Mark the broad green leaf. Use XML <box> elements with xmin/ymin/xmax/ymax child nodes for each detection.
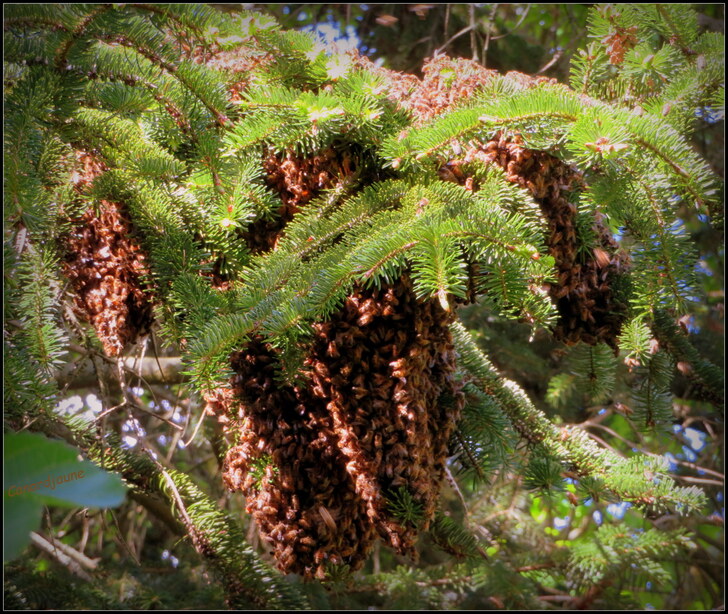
<box><xmin>3</xmin><ymin>495</ymin><xmax>43</xmax><ymax>562</ymax></box>
<box><xmin>3</xmin><ymin>432</ymin><xmax>127</xmax><ymax>561</ymax></box>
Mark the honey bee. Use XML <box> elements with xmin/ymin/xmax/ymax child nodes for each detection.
<box><xmin>318</xmin><ymin>506</ymin><xmax>337</xmax><ymax>532</ymax></box>
<box><xmin>299</xmin><ymin>535</ymin><xmax>316</xmax><ymax>548</ymax></box>
<box><xmin>313</xmin><ymin>549</ymin><xmax>329</xmax><ymax>566</ymax></box>
<box><xmin>593</xmin><ymin>247</ymin><xmax>611</xmax><ymax>268</ymax></box>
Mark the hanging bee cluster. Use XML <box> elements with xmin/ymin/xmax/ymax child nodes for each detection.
<box><xmin>358</xmin><ymin>56</ymin><xmax>630</xmax><ymax>346</ymax></box>
<box><xmin>206</xmin><ymin>277</ymin><xmax>462</xmax><ymax>578</ymax></box>
<box><xmin>205</xmin><ymin>336</ymin><xmax>377</xmax><ymax>578</ymax></box>
<box><xmin>444</xmin><ymin>133</ymin><xmax>630</xmax><ymax>347</ymax></box>
<box><xmin>202</xmin><ymin>69</ymin><xmax>462</xmax><ymax>573</ymax></box>
<box><xmin>203</xmin><ymin>53</ymin><xmax>625</xmax><ymax>576</ymax></box>
<box><xmin>241</xmin><ymin>148</ymin><xmax>352</xmax><ymax>253</ymax></box>
<box><xmin>354</xmin><ymin>53</ymin><xmax>555</xmax><ymax>124</ymax></box>
<box><xmin>63</xmin><ymin>152</ymin><xmax>154</xmax><ymax>356</ymax></box>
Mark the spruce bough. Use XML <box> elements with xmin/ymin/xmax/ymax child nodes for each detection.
<box><xmin>4</xmin><ymin>3</ymin><xmax>722</xmax><ymax>608</ymax></box>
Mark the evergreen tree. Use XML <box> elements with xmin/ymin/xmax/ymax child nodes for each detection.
<box><xmin>4</xmin><ymin>4</ymin><xmax>723</xmax><ymax>609</ymax></box>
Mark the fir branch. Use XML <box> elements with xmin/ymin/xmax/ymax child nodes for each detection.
<box><xmin>25</xmin><ymin>414</ymin><xmax>309</xmax><ymax>610</ymax></box>
<box><xmin>128</xmin><ymin>3</ymin><xmax>226</xmax><ymax>46</ymax></box>
<box><xmin>186</xmin><ymin>313</ymin><xmax>252</xmax><ymax>390</ymax></box>
<box><xmin>428</xmin><ymin>512</ymin><xmax>483</xmax><ymax>559</ymax></box>
<box><xmin>630</xmin><ymin>350</ymin><xmax>674</xmax><ymax>429</ymax></box>
<box><xmin>92</xmin><ymin>30</ymin><xmax>230</xmax><ymax>127</ymax></box>
<box><xmin>54</xmin><ymin>4</ymin><xmax>114</xmax><ymax>70</ymax></box>
<box><xmin>3</xmin><ymin>339</ymin><xmax>59</xmax><ymax>420</ymax></box>
<box><xmin>450</xmin><ymin>321</ymin><xmax>706</xmax><ymax>514</ymax></box>
<box><xmin>15</xmin><ymin>245</ymin><xmax>69</xmax><ymax>377</ymax></box>
<box><xmin>652</xmin><ymin>309</ymin><xmax>724</xmax><ymax>407</ymax></box>
<box><xmin>629</xmin><ymin>125</ymin><xmax>715</xmax><ymax>207</ymax></box>
<box><xmin>74</xmin><ymin>108</ymin><xmax>185</xmax><ymax>180</ymax></box>
<box><xmin>569</xmin><ymin>522</ymin><xmax>694</xmax><ymax>587</ymax></box>
<box><xmin>586</xmin><ymin>170</ymin><xmax>698</xmax><ymax>315</ymax></box>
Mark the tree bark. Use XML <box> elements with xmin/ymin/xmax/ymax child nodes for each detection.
<box><xmin>57</xmin><ymin>356</ymin><xmax>186</xmax><ymax>390</ymax></box>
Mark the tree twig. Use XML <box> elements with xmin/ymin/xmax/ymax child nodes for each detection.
<box><xmin>40</xmin><ymin>531</ymin><xmax>99</xmax><ymax>570</ymax></box>
<box><xmin>30</xmin><ymin>532</ymin><xmax>94</xmax><ymax>582</ymax></box>
<box><xmin>434</xmin><ymin>23</ymin><xmax>478</xmax><ymax>56</ymax></box>
<box><xmin>57</xmin><ymin>352</ymin><xmax>186</xmax><ymax>390</ymax></box>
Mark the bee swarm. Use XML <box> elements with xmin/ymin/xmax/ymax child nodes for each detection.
<box><xmin>206</xmin><ymin>277</ymin><xmax>463</xmax><ymax>579</ymax></box>
<box><xmin>63</xmin><ymin>201</ymin><xmax>154</xmax><ymax>356</ymax></box>
<box><xmin>443</xmin><ymin>133</ymin><xmax>630</xmax><ymax>347</ymax></box>
<box><xmin>241</xmin><ymin>148</ymin><xmax>350</xmax><ymax>253</ymax></box>
<box><xmin>355</xmin><ymin>56</ymin><xmax>631</xmax><ymax>346</ymax></box>
<box><xmin>202</xmin><ymin>54</ymin><xmax>630</xmax><ymax>579</ymax></box>
<box><xmin>63</xmin><ymin>152</ymin><xmax>154</xmax><ymax>356</ymax></box>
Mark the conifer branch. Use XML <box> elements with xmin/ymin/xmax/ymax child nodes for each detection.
<box><xmin>55</xmin><ymin>5</ymin><xmax>114</xmax><ymax>70</ymax></box>
<box><xmin>27</xmin><ymin>413</ymin><xmax>309</xmax><ymax>610</ymax></box>
<box><xmin>652</xmin><ymin>309</ymin><xmax>724</xmax><ymax>407</ymax></box>
<box><xmin>3</xmin><ymin>4</ymin><xmax>721</xmax><ymax>606</ymax></box>
<box><xmin>450</xmin><ymin>321</ymin><xmax>707</xmax><ymax>514</ymax></box>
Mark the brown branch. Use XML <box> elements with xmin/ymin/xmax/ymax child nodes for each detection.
<box><xmin>516</xmin><ymin>562</ymin><xmax>557</xmax><ymax>573</ymax></box>
<box><xmin>30</xmin><ymin>532</ymin><xmax>94</xmax><ymax>582</ymax></box>
<box><xmin>57</xmin><ymin>354</ymin><xmax>186</xmax><ymax>390</ymax></box>
<box><xmin>573</xmin><ymin>577</ymin><xmax>613</xmax><ymax>609</ymax></box>
<box><xmin>40</xmin><ymin>532</ymin><xmax>100</xmax><ymax>570</ymax></box>
<box><xmin>536</xmin><ymin>50</ymin><xmax>564</xmax><ymax>75</ymax></box>
<box><xmin>55</xmin><ymin>5</ymin><xmax>114</xmax><ymax>71</ymax></box>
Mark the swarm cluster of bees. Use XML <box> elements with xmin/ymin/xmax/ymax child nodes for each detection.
<box><xmin>442</xmin><ymin>133</ymin><xmax>630</xmax><ymax>347</ymax></box>
<box><xmin>204</xmin><ymin>46</ymin><xmax>630</xmax><ymax>344</ymax></box>
<box><xmin>358</xmin><ymin>54</ymin><xmax>630</xmax><ymax>347</ymax></box>
<box><xmin>242</xmin><ymin>149</ymin><xmax>347</xmax><ymax>253</ymax></box>
<box><xmin>62</xmin><ymin>53</ymin><xmax>630</xmax><ymax>576</ymax></box>
<box><xmin>209</xmin><ymin>56</ymin><xmax>628</xmax><ymax>576</ymax></box>
<box><xmin>63</xmin><ymin>152</ymin><xmax>154</xmax><ymax>357</ymax></box>
<box><xmin>206</xmin><ymin>278</ymin><xmax>463</xmax><ymax>578</ymax></box>
<box><xmin>354</xmin><ymin>52</ymin><xmax>557</xmax><ymax>123</ymax></box>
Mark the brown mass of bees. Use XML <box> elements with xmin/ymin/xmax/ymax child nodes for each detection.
<box><xmin>354</xmin><ymin>54</ymin><xmax>629</xmax><ymax>346</ymax></box>
<box><xmin>202</xmin><ymin>54</ymin><xmax>632</xmax><ymax>576</ymax></box>
<box><xmin>353</xmin><ymin>52</ymin><xmax>557</xmax><ymax>124</ymax></box>
<box><xmin>206</xmin><ymin>277</ymin><xmax>463</xmax><ymax>578</ymax></box>
<box><xmin>63</xmin><ymin>151</ymin><xmax>154</xmax><ymax>356</ymax></box>
<box><xmin>441</xmin><ymin>133</ymin><xmax>630</xmax><ymax>347</ymax></box>
<box><xmin>241</xmin><ymin>148</ymin><xmax>351</xmax><ymax>253</ymax></box>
